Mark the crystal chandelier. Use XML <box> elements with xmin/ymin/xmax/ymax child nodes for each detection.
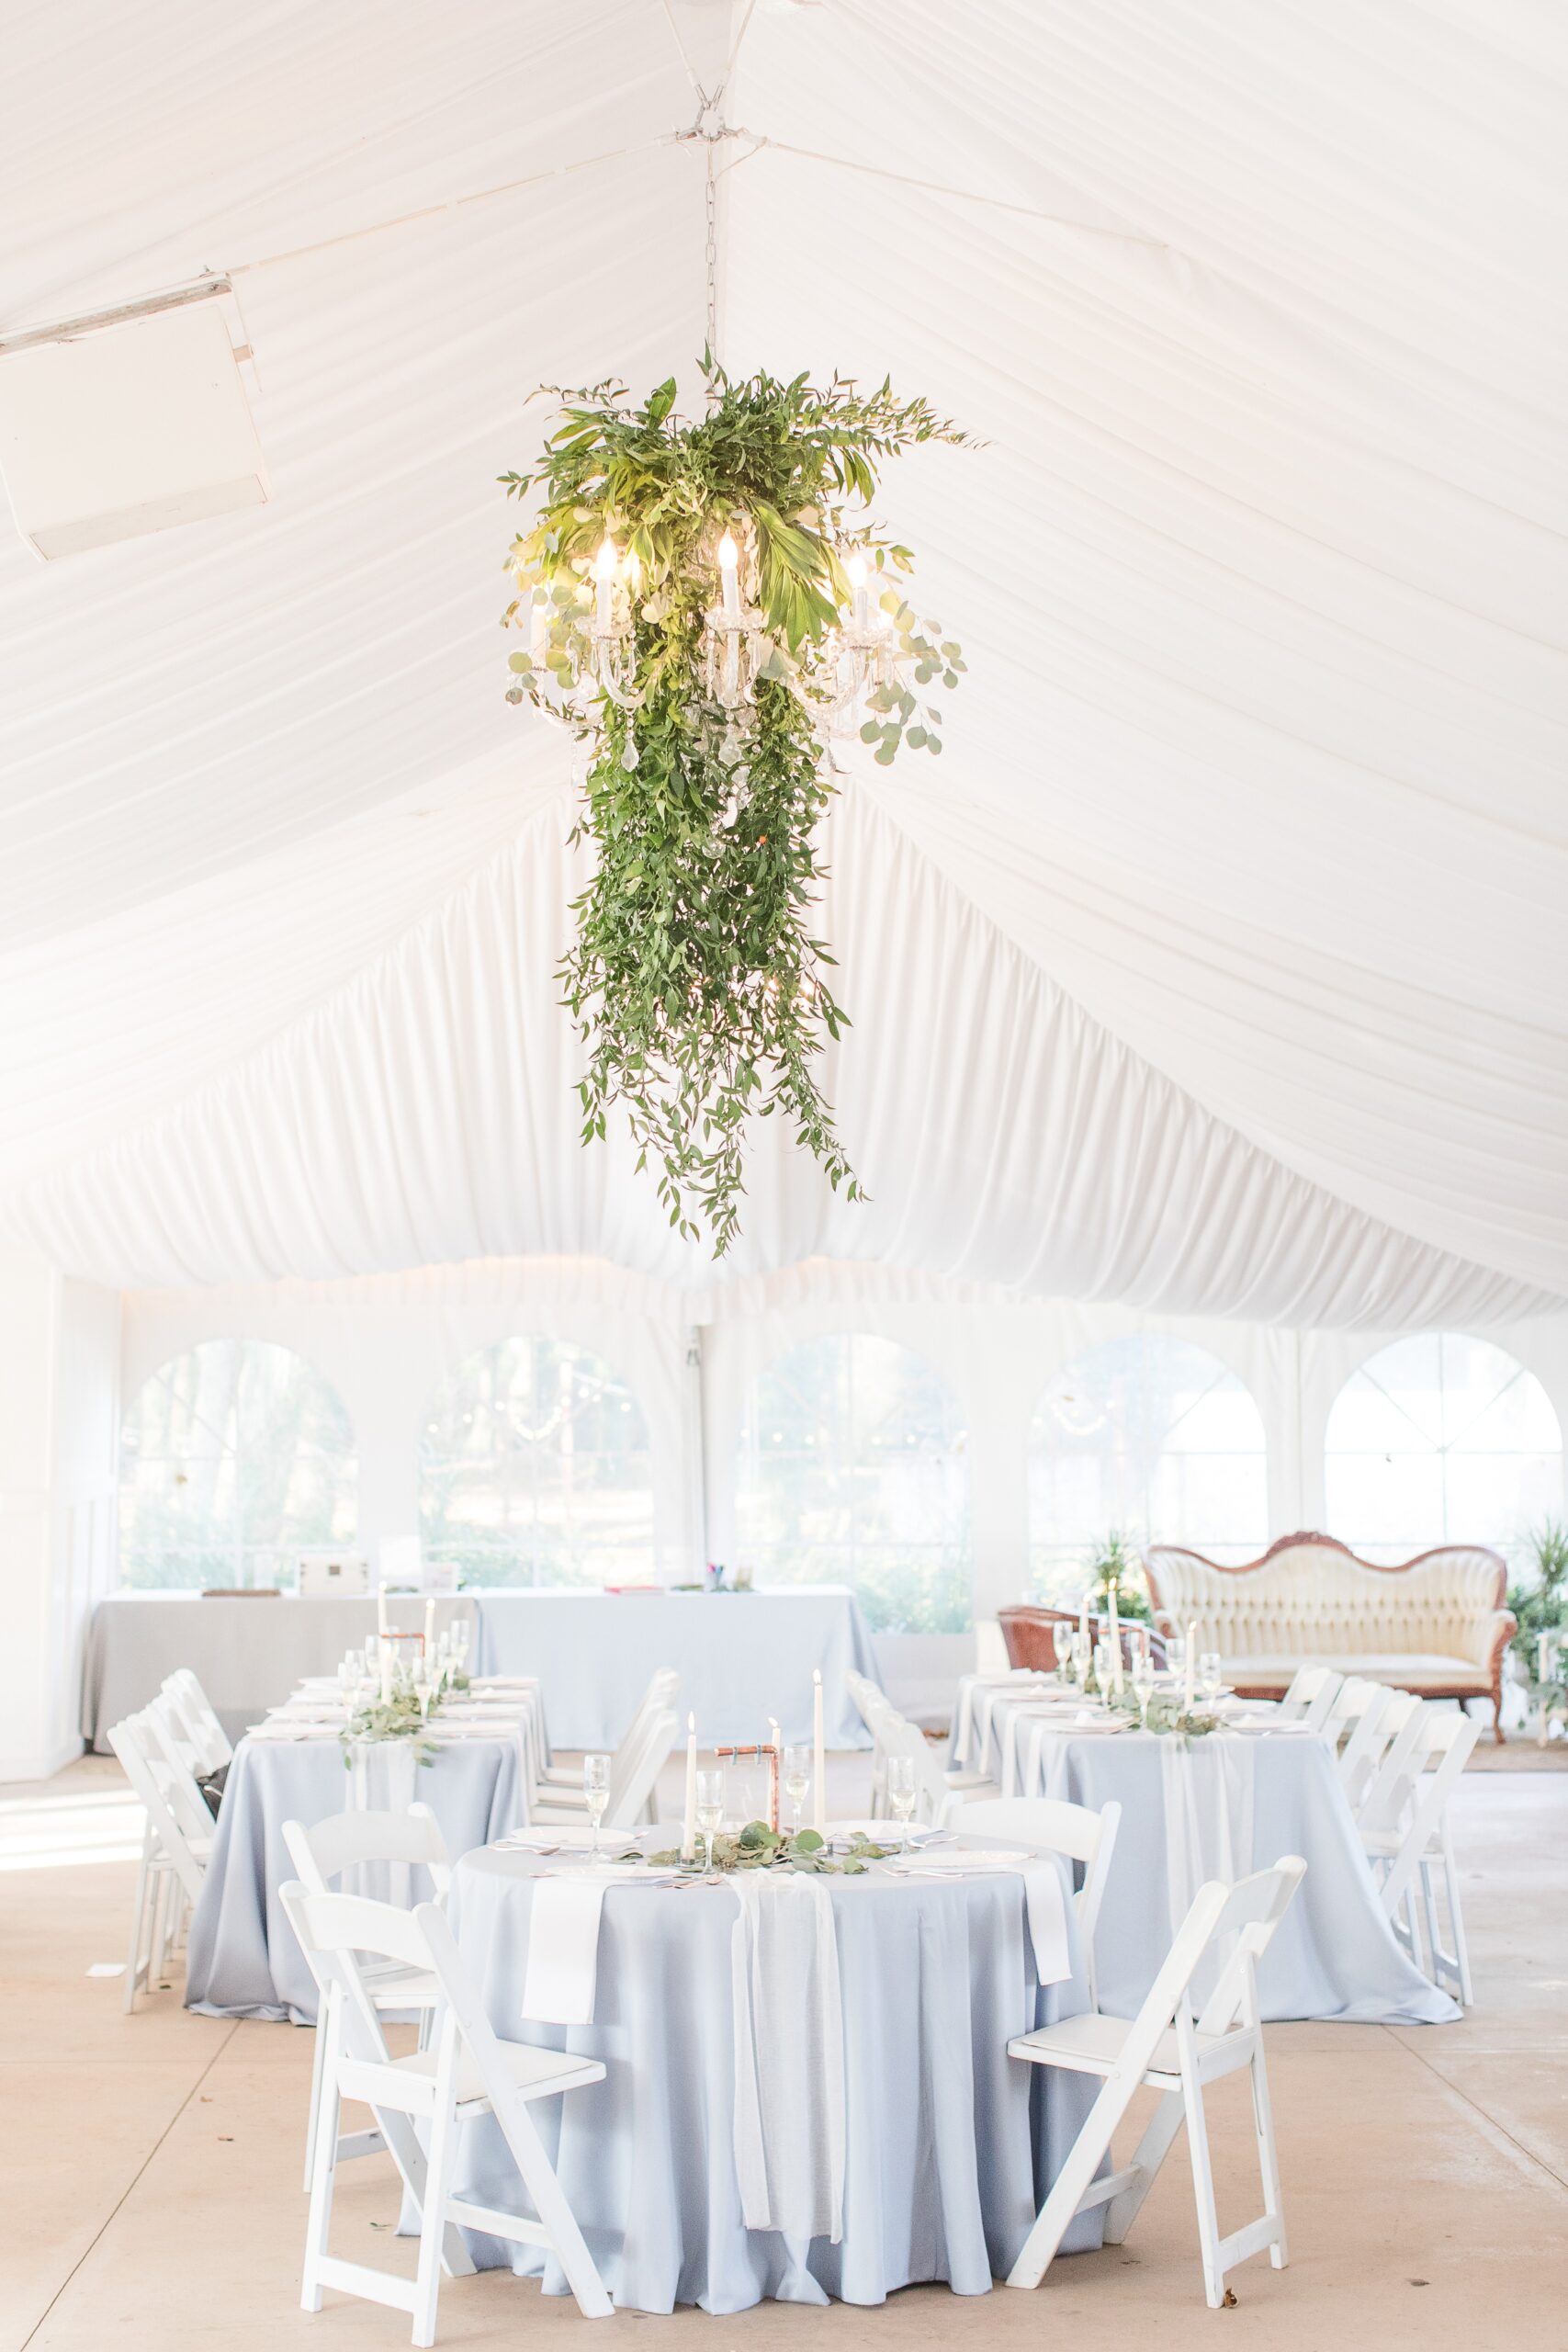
<box><xmin>511</xmin><ymin>521</ymin><xmax>916</xmax><ymax>751</ymax></box>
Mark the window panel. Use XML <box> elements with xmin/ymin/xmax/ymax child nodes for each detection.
<box><xmin>118</xmin><ymin>1339</ymin><xmax>356</xmax><ymax>1589</ymax></box>
<box><xmin>418</xmin><ymin>1337</ymin><xmax>654</xmax><ymax>1589</ymax></box>
<box><xmin>734</xmin><ymin>1334</ymin><xmax>971</xmax><ymax>1633</ymax></box>
<box><xmin>1029</xmin><ymin>1336</ymin><xmax>1268</xmax><ymax>1604</ymax></box>
<box><xmin>1325</xmin><ymin>1332</ymin><xmax>1562</xmax><ymax>1566</ymax></box>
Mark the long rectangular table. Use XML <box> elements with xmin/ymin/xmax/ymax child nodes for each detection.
<box><xmin>84</xmin><ymin>1584</ymin><xmax>878</xmax><ymax>1752</ymax></box>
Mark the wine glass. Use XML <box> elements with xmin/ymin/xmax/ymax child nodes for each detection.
<box><xmin>1200</xmin><ymin>1651</ymin><xmax>1224</xmax><ymax>1705</ymax></box>
<box><xmin>1093</xmin><ymin>1638</ymin><xmax>1117</xmax><ymax>1702</ymax></box>
<box><xmin>694</xmin><ymin>1769</ymin><xmax>724</xmax><ymax>1874</ymax></box>
<box><xmin>886</xmin><ymin>1755</ymin><xmax>919</xmax><ymax>1850</ymax></box>
<box><xmin>1131</xmin><ymin>1645</ymin><xmax>1156</xmax><ymax>1727</ymax></box>
<box><xmin>783</xmin><ymin>1746</ymin><xmax>810</xmax><ymax>1836</ymax></box>
<box><xmin>1070</xmin><ymin>1629</ymin><xmax>1091</xmax><ymax>1689</ymax></box>
<box><xmin>1164</xmin><ymin>1632</ymin><xmax>1187</xmax><ymax>1692</ymax></box>
<box><xmin>1051</xmin><ymin>1622</ymin><xmax>1074</xmax><ymax>1682</ymax></box>
<box><xmin>583</xmin><ymin>1753</ymin><xmax>612</xmax><ymax>1858</ymax></box>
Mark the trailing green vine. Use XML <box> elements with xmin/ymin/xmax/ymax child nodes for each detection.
<box><xmin>501</xmin><ymin>359</ymin><xmax>969</xmax><ymax>1252</ymax></box>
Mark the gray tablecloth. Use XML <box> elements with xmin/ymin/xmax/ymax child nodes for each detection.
<box><xmin>953</xmin><ymin>1683</ymin><xmax>1456</xmax><ymax>2025</ymax></box>
<box><xmin>439</xmin><ymin>1845</ymin><xmax>1101</xmax><ymax>2312</ymax></box>
<box><xmin>473</xmin><ymin>1587</ymin><xmax>879</xmax><ymax>1747</ymax></box>
<box><xmin>83</xmin><ymin>1592</ymin><xmax>480</xmax><ymax>1749</ymax></box>
<box><xmin>184</xmin><ymin>1731</ymin><xmax>525</xmax><ymax>2020</ymax></box>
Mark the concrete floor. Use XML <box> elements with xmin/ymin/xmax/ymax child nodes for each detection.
<box><xmin>4</xmin><ymin>1753</ymin><xmax>1567</xmax><ymax>2352</ymax></box>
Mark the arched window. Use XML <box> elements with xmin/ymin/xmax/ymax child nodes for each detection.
<box><xmin>733</xmin><ymin>1334</ymin><xmax>971</xmax><ymax>1633</ymax></box>
<box><xmin>1029</xmin><ymin>1335</ymin><xmax>1269</xmax><ymax>1601</ymax></box>
<box><xmin>1325</xmin><ymin>1332</ymin><xmax>1562</xmax><ymax>1566</ymax></box>
<box><xmin>118</xmin><ymin>1339</ymin><xmax>356</xmax><ymax>1589</ymax></box>
<box><xmin>418</xmin><ymin>1338</ymin><xmax>654</xmax><ymax>1589</ymax></box>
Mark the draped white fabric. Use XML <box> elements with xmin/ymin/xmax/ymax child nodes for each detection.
<box><xmin>0</xmin><ymin>0</ymin><xmax>1563</xmax><ymax>1319</ymax></box>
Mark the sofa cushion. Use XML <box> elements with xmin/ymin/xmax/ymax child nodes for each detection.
<box><xmin>1219</xmin><ymin>1652</ymin><xmax>1484</xmax><ymax>1690</ymax></box>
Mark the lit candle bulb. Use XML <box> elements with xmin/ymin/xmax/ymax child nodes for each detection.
<box><xmin>848</xmin><ymin>551</ymin><xmax>870</xmax><ymax>634</ymax></box>
<box><xmin>594</xmin><ymin>536</ymin><xmax>618</xmax><ymax>630</ymax></box>
<box><xmin>718</xmin><ymin>530</ymin><xmax>741</xmax><ymax>622</ymax></box>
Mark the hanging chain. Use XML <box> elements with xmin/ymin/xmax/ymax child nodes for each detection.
<box><xmin>704</xmin><ymin>141</ymin><xmax>719</xmax><ymax>361</ymax></box>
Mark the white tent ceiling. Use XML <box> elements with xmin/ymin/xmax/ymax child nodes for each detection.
<box><xmin>1</xmin><ymin>0</ymin><xmax>1563</xmax><ymax>1322</ymax></box>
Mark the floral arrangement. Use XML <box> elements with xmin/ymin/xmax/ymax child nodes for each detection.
<box><xmin>500</xmin><ymin>360</ymin><xmax>970</xmax><ymax>1252</ymax></box>
<box><xmin>1086</xmin><ymin>1529</ymin><xmax>1152</xmax><ymax>1623</ymax></box>
<box><xmin>339</xmin><ymin>1688</ymin><xmax>443</xmax><ymax>1769</ymax></box>
<box><xmin>644</xmin><ymin>1823</ymin><xmax>892</xmax><ymax>1875</ymax></box>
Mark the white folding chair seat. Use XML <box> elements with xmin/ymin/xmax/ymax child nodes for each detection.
<box><xmin>279</xmin><ymin>1883</ymin><xmax>613</xmax><ymax>2343</ymax></box>
<box><xmin>960</xmin><ymin>1796</ymin><xmax>1121</xmax><ymax>2011</ymax></box>
<box><xmin>1006</xmin><ymin>1856</ymin><xmax>1307</xmax><ymax>2310</ymax></box>
<box><xmin>1278</xmin><ymin>1665</ymin><xmax>1344</xmax><ymax>1733</ymax></box>
<box><xmin>1359</xmin><ymin>1706</ymin><xmax>1477</xmax><ymax>2003</ymax></box>
<box><xmin>283</xmin><ymin>1804</ymin><xmax>454</xmax><ymax>2189</ymax></box>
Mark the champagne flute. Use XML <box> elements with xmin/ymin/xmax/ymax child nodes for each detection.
<box><xmin>886</xmin><ymin>1755</ymin><xmax>919</xmax><ymax>1851</ymax></box>
<box><xmin>583</xmin><ymin>1753</ymin><xmax>611</xmax><ymax>1859</ymax></box>
<box><xmin>783</xmin><ymin>1746</ymin><xmax>810</xmax><ymax>1837</ymax></box>
<box><xmin>1093</xmin><ymin>1638</ymin><xmax>1116</xmax><ymax>1702</ymax></box>
<box><xmin>1070</xmin><ymin>1629</ymin><xmax>1091</xmax><ymax>1689</ymax></box>
<box><xmin>1131</xmin><ymin>1646</ymin><xmax>1156</xmax><ymax>1727</ymax></box>
<box><xmin>1164</xmin><ymin>1632</ymin><xmax>1186</xmax><ymax>1693</ymax></box>
<box><xmin>1200</xmin><ymin>1650</ymin><xmax>1224</xmax><ymax>1706</ymax></box>
<box><xmin>1052</xmin><ymin>1622</ymin><xmax>1074</xmax><ymax>1684</ymax></box>
<box><xmin>694</xmin><ymin>1769</ymin><xmax>724</xmax><ymax>1874</ymax></box>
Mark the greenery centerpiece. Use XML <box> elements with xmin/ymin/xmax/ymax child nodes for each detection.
<box><xmin>1508</xmin><ymin>1521</ymin><xmax>1568</xmax><ymax>1726</ymax></box>
<box><xmin>644</xmin><ymin>1822</ymin><xmax>892</xmax><ymax>1875</ymax></box>
<box><xmin>340</xmin><ymin>1687</ymin><xmax>443</xmax><ymax>1769</ymax></box>
<box><xmin>1086</xmin><ymin>1530</ymin><xmax>1152</xmax><ymax>1623</ymax></box>
<box><xmin>501</xmin><ymin>360</ymin><xmax>970</xmax><ymax>1251</ymax></box>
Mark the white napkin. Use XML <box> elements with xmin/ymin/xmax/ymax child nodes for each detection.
<box><xmin>523</xmin><ymin>1867</ymin><xmax>626</xmax><ymax>2024</ymax></box>
<box><xmin>730</xmin><ymin>1872</ymin><xmax>846</xmax><ymax>2245</ymax></box>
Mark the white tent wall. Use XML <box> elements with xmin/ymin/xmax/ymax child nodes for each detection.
<box><xmin>0</xmin><ymin>1246</ymin><xmax>119</xmax><ymax>1781</ymax></box>
<box><xmin>113</xmin><ymin>1258</ymin><xmax>1568</xmax><ymax>1720</ymax></box>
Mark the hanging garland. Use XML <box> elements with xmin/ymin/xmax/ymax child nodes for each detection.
<box><xmin>501</xmin><ymin>359</ymin><xmax>969</xmax><ymax>1254</ymax></box>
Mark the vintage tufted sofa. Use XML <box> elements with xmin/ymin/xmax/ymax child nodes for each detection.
<box><xmin>1144</xmin><ymin>1532</ymin><xmax>1516</xmax><ymax>1742</ymax></box>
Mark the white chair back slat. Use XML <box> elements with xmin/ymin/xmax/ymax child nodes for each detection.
<box><xmin>606</xmin><ymin>1707</ymin><xmax>680</xmax><ymax>1829</ymax></box>
<box><xmin>163</xmin><ymin>1668</ymin><xmax>231</xmax><ymax>1771</ymax></box>
<box><xmin>283</xmin><ymin>1803</ymin><xmax>453</xmax><ymax>1898</ymax></box>
<box><xmin>1278</xmin><ymin>1665</ymin><xmax>1343</xmax><ymax>1732</ymax></box>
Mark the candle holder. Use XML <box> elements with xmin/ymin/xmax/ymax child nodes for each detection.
<box><xmin>712</xmin><ymin>1740</ymin><xmax>781</xmax><ymax>1833</ymax></box>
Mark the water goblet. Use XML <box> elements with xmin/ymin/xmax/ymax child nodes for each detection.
<box><xmin>1164</xmin><ymin>1632</ymin><xmax>1187</xmax><ymax>1692</ymax></box>
<box><xmin>1200</xmin><ymin>1650</ymin><xmax>1224</xmax><ymax>1705</ymax></box>
<box><xmin>1052</xmin><ymin>1622</ymin><xmax>1074</xmax><ymax>1683</ymax></box>
<box><xmin>783</xmin><ymin>1746</ymin><xmax>810</xmax><ymax>1837</ymax></box>
<box><xmin>583</xmin><ymin>1753</ymin><xmax>612</xmax><ymax>1859</ymax></box>
<box><xmin>1070</xmin><ymin>1630</ymin><xmax>1092</xmax><ymax>1690</ymax></box>
<box><xmin>694</xmin><ymin>1769</ymin><xmax>725</xmax><ymax>1874</ymax></box>
<box><xmin>1093</xmin><ymin>1637</ymin><xmax>1118</xmax><ymax>1702</ymax></box>
<box><xmin>886</xmin><ymin>1754</ymin><xmax>919</xmax><ymax>1851</ymax></box>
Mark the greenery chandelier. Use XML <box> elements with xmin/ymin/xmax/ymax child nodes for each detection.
<box><xmin>502</xmin><ymin>359</ymin><xmax>969</xmax><ymax>1254</ymax></box>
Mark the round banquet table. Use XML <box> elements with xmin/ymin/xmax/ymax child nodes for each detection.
<box><xmin>967</xmin><ymin>1687</ymin><xmax>1457</xmax><ymax>2024</ymax></box>
<box><xmin>438</xmin><ymin>1842</ymin><xmax>1104</xmax><ymax>2313</ymax></box>
<box><xmin>184</xmin><ymin>1731</ymin><xmax>529</xmax><ymax>2021</ymax></box>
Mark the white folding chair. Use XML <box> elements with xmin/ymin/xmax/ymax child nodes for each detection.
<box><xmin>1006</xmin><ymin>1856</ymin><xmax>1307</xmax><ymax>2309</ymax></box>
<box><xmin>1322</xmin><ymin>1677</ymin><xmax>1397</xmax><ymax>1814</ymax></box>
<box><xmin>532</xmin><ymin>1668</ymin><xmax>678</xmax><ymax>1800</ymax></box>
<box><xmin>106</xmin><ymin>1709</ymin><xmax>212</xmax><ymax>2011</ymax></box>
<box><xmin>1350</xmin><ymin>1687</ymin><xmax>1425</xmax><ymax>1826</ymax></box>
<box><xmin>283</xmin><ymin>1804</ymin><xmax>454</xmax><ymax>2190</ymax></box>
<box><xmin>530</xmin><ymin>1705</ymin><xmax>681</xmax><ymax>1833</ymax></box>
<box><xmin>161</xmin><ymin>1668</ymin><xmax>232</xmax><ymax>1774</ymax></box>
<box><xmin>1277</xmin><ymin>1665</ymin><xmax>1344</xmax><ymax>1733</ymax></box>
<box><xmin>1360</xmin><ymin>1707</ymin><xmax>1478</xmax><ymax>2003</ymax></box>
<box><xmin>850</xmin><ymin>1674</ymin><xmax>992</xmax><ymax>1822</ymax></box>
<box><xmin>279</xmin><ymin>1883</ymin><xmax>613</xmax><ymax>2344</ymax></box>
<box><xmin>960</xmin><ymin>1796</ymin><xmax>1122</xmax><ymax>2012</ymax></box>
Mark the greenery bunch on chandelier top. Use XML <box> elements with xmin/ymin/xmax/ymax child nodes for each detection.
<box><xmin>501</xmin><ymin>358</ymin><xmax>970</xmax><ymax>1253</ymax></box>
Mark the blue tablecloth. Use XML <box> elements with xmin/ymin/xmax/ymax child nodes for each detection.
<box><xmin>439</xmin><ymin>1845</ymin><xmax>1101</xmax><ymax>2312</ymax></box>
<box><xmin>953</xmin><ymin>1682</ymin><xmax>1456</xmax><ymax>2025</ymax></box>
<box><xmin>184</xmin><ymin>1732</ymin><xmax>527</xmax><ymax>2020</ymax></box>
<box><xmin>473</xmin><ymin>1586</ymin><xmax>879</xmax><ymax>1747</ymax></box>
